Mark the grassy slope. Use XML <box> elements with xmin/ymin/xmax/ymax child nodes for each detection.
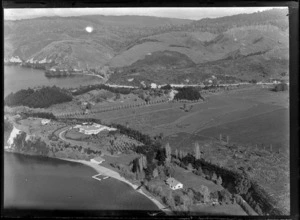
<box><xmin>107</xmin><ymin>24</ymin><xmax>288</xmax><ymax>85</ymax></box>
<box><xmin>5</xmin><ymin>10</ymin><xmax>289</xmax><ymax>84</ymax></box>
<box><xmin>4</xmin><ymin>15</ymin><xmax>191</xmax><ymax>65</ymax></box>
<box><xmin>109</xmin><ymin>23</ymin><xmax>288</xmax><ymax>67</ymax></box>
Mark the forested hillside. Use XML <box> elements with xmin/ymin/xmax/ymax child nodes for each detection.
<box><xmin>4</xmin><ymin>8</ymin><xmax>289</xmax><ymax>84</ymax></box>
<box><xmin>4</xmin><ymin>86</ymin><xmax>72</xmax><ymax>108</ymax></box>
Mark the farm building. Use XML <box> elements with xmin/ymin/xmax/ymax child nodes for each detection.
<box><xmin>81</xmin><ymin>101</ymin><xmax>92</xmax><ymax>110</ymax></box>
<box><xmin>73</xmin><ymin>123</ymin><xmax>117</xmax><ymax>135</ymax></box>
<box><xmin>150</xmin><ymin>83</ymin><xmax>158</xmax><ymax>89</ymax></box>
<box><xmin>272</xmin><ymin>80</ymin><xmax>280</xmax><ymax>84</ymax></box>
<box><xmin>166</xmin><ymin>177</ymin><xmax>183</xmax><ymax>190</ymax></box>
<box><xmin>41</xmin><ymin>119</ymin><xmax>51</xmax><ymax>125</ymax></box>
<box><xmin>90</xmin><ymin>156</ymin><xmax>105</xmax><ymax>164</ymax></box>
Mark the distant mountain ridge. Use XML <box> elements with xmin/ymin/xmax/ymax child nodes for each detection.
<box><xmin>4</xmin><ymin>8</ymin><xmax>289</xmax><ymax>84</ymax></box>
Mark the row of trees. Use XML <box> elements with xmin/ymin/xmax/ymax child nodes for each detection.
<box><xmin>5</xmin><ymin>86</ymin><xmax>72</xmax><ymax>108</ymax></box>
<box><xmin>71</xmin><ymin>84</ymin><xmax>133</xmax><ymax>96</ymax></box>
<box><xmin>58</xmin><ymin>97</ymin><xmax>170</xmax><ymax>118</ymax></box>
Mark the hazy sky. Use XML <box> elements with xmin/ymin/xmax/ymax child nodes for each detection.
<box><xmin>4</xmin><ymin>7</ymin><xmax>286</xmax><ymax>21</ymax></box>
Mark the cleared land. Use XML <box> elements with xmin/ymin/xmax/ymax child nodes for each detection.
<box><xmin>173</xmin><ymin>166</ymin><xmax>223</xmax><ymax>193</ymax></box>
<box><xmin>76</xmin><ymin>86</ymin><xmax>288</xmax><ymax>152</ymax></box>
<box><xmin>72</xmin><ymin>85</ymin><xmax>289</xmax><ymax>212</ymax></box>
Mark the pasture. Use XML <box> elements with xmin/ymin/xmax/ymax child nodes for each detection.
<box><xmin>75</xmin><ymin>85</ymin><xmax>290</xmax><ymax>212</ymax></box>
<box><xmin>79</xmin><ymin>86</ymin><xmax>289</xmax><ymax>154</ymax></box>
<box><xmin>173</xmin><ymin>166</ymin><xmax>223</xmax><ymax>193</ymax></box>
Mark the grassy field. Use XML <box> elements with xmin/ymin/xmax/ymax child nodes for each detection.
<box><xmin>198</xmin><ymin>108</ymin><xmax>289</xmax><ymax>151</ymax></box>
<box><xmin>49</xmin><ymin>85</ymin><xmax>289</xmax><ymax>213</ymax></box>
<box><xmin>65</xmin><ymin>129</ymin><xmax>89</xmax><ymax>140</ymax></box>
<box><xmin>173</xmin><ymin>166</ymin><xmax>222</xmax><ymax>193</ymax></box>
<box><xmin>75</xmin><ymin>86</ymin><xmax>289</xmax><ymax>153</ymax></box>
<box><xmin>76</xmin><ymin>86</ymin><xmax>289</xmax><ymax>212</ymax></box>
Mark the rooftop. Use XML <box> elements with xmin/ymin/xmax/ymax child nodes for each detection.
<box><xmin>93</xmin><ymin>157</ymin><xmax>105</xmax><ymax>162</ymax></box>
<box><xmin>166</xmin><ymin>177</ymin><xmax>182</xmax><ymax>187</ymax></box>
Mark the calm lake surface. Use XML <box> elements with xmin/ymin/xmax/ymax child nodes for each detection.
<box><xmin>4</xmin><ymin>66</ymin><xmax>103</xmax><ymax>96</ymax></box>
<box><xmin>4</xmin><ymin>152</ymin><xmax>158</xmax><ymax>211</ymax></box>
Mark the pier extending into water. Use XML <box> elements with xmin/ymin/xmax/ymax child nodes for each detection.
<box><xmin>92</xmin><ymin>173</ymin><xmax>109</xmax><ymax>181</ymax></box>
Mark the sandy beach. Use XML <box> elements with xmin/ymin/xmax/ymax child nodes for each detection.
<box><xmin>61</xmin><ymin>158</ymin><xmax>172</xmax><ymax>215</ymax></box>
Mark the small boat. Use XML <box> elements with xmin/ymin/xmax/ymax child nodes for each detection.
<box><xmin>103</xmin><ymin>176</ymin><xmax>109</xmax><ymax>179</ymax></box>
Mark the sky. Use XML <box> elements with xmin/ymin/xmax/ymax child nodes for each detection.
<box><xmin>4</xmin><ymin>7</ymin><xmax>286</xmax><ymax>21</ymax></box>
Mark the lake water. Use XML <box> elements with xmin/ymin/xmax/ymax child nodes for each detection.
<box><xmin>4</xmin><ymin>66</ymin><xmax>103</xmax><ymax>96</ymax></box>
<box><xmin>4</xmin><ymin>152</ymin><xmax>158</xmax><ymax>212</ymax></box>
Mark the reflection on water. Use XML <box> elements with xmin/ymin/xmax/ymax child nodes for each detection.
<box><xmin>4</xmin><ymin>152</ymin><xmax>158</xmax><ymax>211</ymax></box>
<box><xmin>4</xmin><ymin>66</ymin><xmax>102</xmax><ymax>96</ymax></box>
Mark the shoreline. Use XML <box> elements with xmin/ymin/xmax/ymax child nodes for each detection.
<box><xmin>60</xmin><ymin>157</ymin><xmax>171</xmax><ymax>215</ymax></box>
<box><xmin>85</xmin><ymin>73</ymin><xmax>105</xmax><ymax>79</ymax></box>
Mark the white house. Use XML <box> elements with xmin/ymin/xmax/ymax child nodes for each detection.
<box><xmin>90</xmin><ymin>156</ymin><xmax>105</xmax><ymax>164</ymax></box>
<box><xmin>166</xmin><ymin>177</ymin><xmax>183</xmax><ymax>190</ymax></box>
<box><xmin>150</xmin><ymin>83</ymin><xmax>157</xmax><ymax>89</ymax></box>
<box><xmin>41</xmin><ymin>119</ymin><xmax>51</xmax><ymax>125</ymax></box>
<box><xmin>73</xmin><ymin>123</ymin><xmax>117</xmax><ymax>135</ymax></box>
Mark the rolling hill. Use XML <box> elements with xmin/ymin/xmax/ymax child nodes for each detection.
<box><xmin>4</xmin><ymin>15</ymin><xmax>191</xmax><ymax>68</ymax></box>
<box><xmin>4</xmin><ymin>8</ymin><xmax>289</xmax><ymax>84</ymax></box>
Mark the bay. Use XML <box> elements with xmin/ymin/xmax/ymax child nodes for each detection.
<box><xmin>4</xmin><ymin>152</ymin><xmax>158</xmax><ymax>211</ymax></box>
<box><xmin>4</xmin><ymin>66</ymin><xmax>103</xmax><ymax>96</ymax></box>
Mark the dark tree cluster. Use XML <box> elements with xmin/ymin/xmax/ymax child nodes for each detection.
<box><xmin>111</xmin><ymin>123</ymin><xmax>153</xmax><ymax>146</ymax></box>
<box><xmin>12</xmin><ymin>130</ymin><xmax>102</xmax><ymax>160</ymax></box>
<box><xmin>273</xmin><ymin>83</ymin><xmax>288</xmax><ymax>92</ymax></box>
<box><xmin>22</xmin><ymin>112</ymin><xmax>56</xmax><ymax>120</ymax></box>
<box><xmin>4</xmin><ymin>119</ymin><xmax>13</xmax><ymax>133</ymax></box>
<box><xmin>174</xmin><ymin>87</ymin><xmax>203</xmax><ymax>101</ymax></box>
<box><xmin>5</xmin><ymin>86</ymin><xmax>72</xmax><ymax>108</ymax></box>
<box><xmin>160</xmin><ymin>84</ymin><xmax>172</xmax><ymax>90</ymax></box>
<box><xmin>13</xmin><ymin>132</ymin><xmax>49</xmax><ymax>156</ymax></box>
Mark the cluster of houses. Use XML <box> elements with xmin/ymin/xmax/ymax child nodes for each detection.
<box><xmin>4</xmin><ymin>56</ymin><xmax>22</xmax><ymax>64</ymax></box>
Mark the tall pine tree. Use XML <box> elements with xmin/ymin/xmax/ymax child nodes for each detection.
<box><xmin>165</xmin><ymin>143</ymin><xmax>171</xmax><ymax>163</ymax></box>
<box><xmin>194</xmin><ymin>142</ymin><xmax>201</xmax><ymax>160</ymax></box>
